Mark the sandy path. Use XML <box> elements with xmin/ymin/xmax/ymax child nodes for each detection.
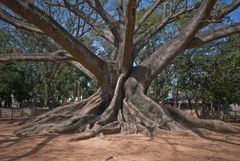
<box><xmin>0</xmin><ymin>120</ymin><xmax>240</xmax><ymax>161</ymax></box>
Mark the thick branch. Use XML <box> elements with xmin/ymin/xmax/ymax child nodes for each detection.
<box><xmin>0</xmin><ymin>50</ymin><xmax>96</xmax><ymax>80</ymax></box>
<box><xmin>0</xmin><ymin>8</ymin><xmax>43</xmax><ymax>34</ymax></box>
<box><xmin>119</xmin><ymin>0</ymin><xmax>137</xmax><ymax>75</ymax></box>
<box><xmin>135</xmin><ymin>0</ymin><xmax>166</xmax><ymax>32</ymax></box>
<box><xmin>0</xmin><ymin>0</ymin><xmax>108</xmax><ymax>86</ymax></box>
<box><xmin>0</xmin><ymin>50</ymin><xmax>73</xmax><ymax>62</ymax></box>
<box><xmin>188</xmin><ymin>23</ymin><xmax>240</xmax><ymax>48</ymax></box>
<box><xmin>184</xmin><ymin>0</ymin><xmax>240</xmax><ymax>49</ymax></box>
<box><xmin>0</xmin><ymin>51</ymin><xmax>73</xmax><ymax>70</ymax></box>
<box><xmin>136</xmin><ymin>0</ymin><xmax>217</xmax><ymax>88</ymax></box>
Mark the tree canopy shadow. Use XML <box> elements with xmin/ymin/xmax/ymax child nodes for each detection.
<box><xmin>0</xmin><ymin>135</ymin><xmax>57</xmax><ymax>161</ymax></box>
<box><xmin>191</xmin><ymin>128</ymin><xmax>240</xmax><ymax>146</ymax></box>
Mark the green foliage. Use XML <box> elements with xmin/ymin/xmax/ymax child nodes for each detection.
<box><xmin>0</xmin><ymin>29</ymin><xmax>95</xmax><ymax>108</ymax></box>
<box><xmin>149</xmin><ymin>35</ymin><xmax>240</xmax><ymax>106</ymax></box>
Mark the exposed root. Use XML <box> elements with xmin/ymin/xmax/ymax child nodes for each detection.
<box><xmin>70</xmin><ymin>76</ymin><xmax>125</xmax><ymax>141</ymax></box>
<box><xmin>69</xmin><ymin>121</ymin><xmax>121</xmax><ymax>141</ymax></box>
<box><xmin>123</xmin><ymin>78</ymin><xmax>189</xmax><ymax>134</ymax></box>
<box><xmin>166</xmin><ymin>106</ymin><xmax>240</xmax><ymax>134</ymax></box>
<box><xmin>15</xmin><ymin>77</ymin><xmax>240</xmax><ymax>138</ymax></box>
<box><xmin>69</xmin><ymin>131</ymin><xmax>96</xmax><ymax>141</ymax></box>
<box><xmin>123</xmin><ymin>77</ymin><xmax>240</xmax><ymax>135</ymax></box>
<box><xmin>95</xmin><ymin>75</ymin><xmax>124</xmax><ymax>126</ymax></box>
<box><xmin>126</xmin><ymin>91</ymin><xmax>240</xmax><ymax>135</ymax></box>
<box><xmin>15</xmin><ymin>90</ymin><xmax>108</xmax><ymax>136</ymax></box>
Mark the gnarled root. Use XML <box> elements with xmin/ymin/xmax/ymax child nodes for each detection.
<box><xmin>15</xmin><ymin>77</ymin><xmax>240</xmax><ymax>138</ymax></box>
<box><xmin>15</xmin><ymin>89</ymin><xmax>109</xmax><ymax>136</ymax></box>
<box><xmin>69</xmin><ymin>76</ymin><xmax>125</xmax><ymax>141</ymax></box>
<box><xmin>15</xmin><ymin>77</ymin><xmax>125</xmax><ymax>138</ymax></box>
<box><xmin>122</xmin><ymin>77</ymin><xmax>240</xmax><ymax>135</ymax></box>
<box><xmin>124</xmin><ymin>93</ymin><xmax>240</xmax><ymax>135</ymax></box>
<box><xmin>166</xmin><ymin>106</ymin><xmax>240</xmax><ymax>134</ymax></box>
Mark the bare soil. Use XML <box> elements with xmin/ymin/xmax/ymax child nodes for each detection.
<box><xmin>0</xmin><ymin>120</ymin><xmax>240</xmax><ymax>161</ymax></box>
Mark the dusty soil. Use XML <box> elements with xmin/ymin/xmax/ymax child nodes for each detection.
<box><xmin>0</xmin><ymin>120</ymin><xmax>240</xmax><ymax>161</ymax></box>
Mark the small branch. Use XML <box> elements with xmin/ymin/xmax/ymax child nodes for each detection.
<box><xmin>134</xmin><ymin>5</ymin><xmax>197</xmax><ymax>53</ymax></box>
<box><xmin>135</xmin><ymin>0</ymin><xmax>167</xmax><ymax>33</ymax></box>
<box><xmin>86</xmin><ymin>0</ymin><xmax>121</xmax><ymax>43</ymax></box>
<box><xmin>63</xmin><ymin>1</ymin><xmax>114</xmax><ymax>43</ymax></box>
<box><xmin>43</xmin><ymin>0</ymin><xmax>66</xmax><ymax>7</ymax></box>
<box><xmin>117</xmin><ymin>0</ymin><xmax>125</xmax><ymax>24</ymax></box>
<box><xmin>0</xmin><ymin>8</ymin><xmax>43</xmax><ymax>34</ymax></box>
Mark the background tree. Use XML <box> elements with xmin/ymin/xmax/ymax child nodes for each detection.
<box><xmin>0</xmin><ymin>29</ymin><xmax>94</xmax><ymax>108</ymax></box>
<box><xmin>165</xmin><ymin>35</ymin><xmax>240</xmax><ymax>116</ymax></box>
<box><xmin>0</xmin><ymin>0</ymin><xmax>240</xmax><ymax>138</ymax></box>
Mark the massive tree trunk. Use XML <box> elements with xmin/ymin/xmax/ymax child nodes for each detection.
<box><xmin>1</xmin><ymin>0</ymin><xmax>240</xmax><ymax>138</ymax></box>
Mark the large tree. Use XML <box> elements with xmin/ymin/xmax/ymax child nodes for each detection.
<box><xmin>0</xmin><ymin>0</ymin><xmax>240</xmax><ymax>138</ymax></box>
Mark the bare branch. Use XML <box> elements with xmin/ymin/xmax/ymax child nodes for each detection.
<box><xmin>85</xmin><ymin>0</ymin><xmax>121</xmax><ymax>43</ymax></box>
<box><xmin>134</xmin><ymin>5</ymin><xmax>197</xmax><ymax>53</ymax></box>
<box><xmin>0</xmin><ymin>8</ymin><xmax>43</xmax><ymax>34</ymax></box>
<box><xmin>188</xmin><ymin>22</ymin><xmax>240</xmax><ymax>48</ymax></box>
<box><xmin>63</xmin><ymin>1</ymin><xmax>114</xmax><ymax>43</ymax></box>
<box><xmin>0</xmin><ymin>0</ymin><xmax>109</xmax><ymax>86</ymax></box>
<box><xmin>135</xmin><ymin>0</ymin><xmax>167</xmax><ymax>33</ymax></box>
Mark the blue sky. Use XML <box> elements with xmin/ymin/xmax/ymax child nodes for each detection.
<box><xmin>222</xmin><ymin>0</ymin><xmax>240</xmax><ymax>21</ymax></box>
<box><xmin>229</xmin><ymin>10</ymin><xmax>240</xmax><ymax>21</ymax></box>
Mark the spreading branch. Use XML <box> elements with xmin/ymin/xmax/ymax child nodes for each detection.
<box><xmin>188</xmin><ymin>23</ymin><xmax>240</xmax><ymax>48</ymax></box>
<box><xmin>0</xmin><ymin>50</ymin><xmax>96</xmax><ymax>80</ymax></box>
<box><xmin>0</xmin><ymin>0</ymin><xmax>108</xmax><ymax>86</ymax></box>
<box><xmin>0</xmin><ymin>50</ymin><xmax>73</xmax><ymax>62</ymax></box>
<box><xmin>0</xmin><ymin>8</ymin><xmax>43</xmax><ymax>34</ymax></box>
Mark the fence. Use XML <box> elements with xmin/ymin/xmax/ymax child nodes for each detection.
<box><xmin>223</xmin><ymin>111</ymin><xmax>240</xmax><ymax>122</ymax></box>
<box><xmin>0</xmin><ymin>108</ymin><xmax>49</xmax><ymax>120</ymax></box>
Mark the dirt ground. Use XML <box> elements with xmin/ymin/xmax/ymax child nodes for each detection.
<box><xmin>0</xmin><ymin>120</ymin><xmax>240</xmax><ymax>161</ymax></box>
